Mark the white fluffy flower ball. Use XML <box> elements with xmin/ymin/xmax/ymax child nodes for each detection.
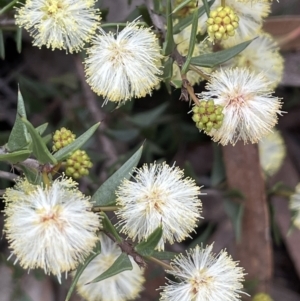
<box><xmin>15</xmin><ymin>0</ymin><xmax>101</xmax><ymax>53</ymax></box>
<box><xmin>76</xmin><ymin>232</ymin><xmax>145</xmax><ymax>301</ymax></box>
<box><xmin>223</xmin><ymin>33</ymin><xmax>284</xmax><ymax>89</ymax></box>
<box><xmin>3</xmin><ymin>177</ymin><xmax>100</xmax><ymax>283</ymax></box>
<box><xmin>198</xmin><ymin>68</ymin><xmax>283</xmax><ymax>145</ymax></box>
<box><xmin>160</xmin><ymin>244</ymin><xmax>247</xmax><ymax>301</ymax></box>
<box><xmin>116</xmin><ymin>163</ymin><xmax>203</xmax><ymax>251</ymax></box>
<box><xmin>85</xmin><ymin>20</ymin><xmax>163</xmax><ymax>103</ymax></box>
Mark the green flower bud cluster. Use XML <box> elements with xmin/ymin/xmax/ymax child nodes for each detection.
<box><xmin>65</xmin><ymin>150</ymin><xmax>93</xmax><ymax>179</ymax></box>
<box><xmin>207</xmin><ymin>6</ymin><xmax>239</xmax><ymax>41</ymax></box>
<box><xmin>52</xmin><ymin>127</ymin><xmax>76</xmax><ymax>152</ymax></box>
<box><xmin>252</xmin><ymin>293</ymin><xmax>274</xmax><ymax>301</ymax></box>
<box><xmin>192</xmin><ymin>100</ymin><xmax>224</xmax><ymax>132</ymax></box>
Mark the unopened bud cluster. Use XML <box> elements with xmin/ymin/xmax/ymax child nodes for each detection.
<box><xmin>207</xmin><ymin>6</ymin><xmax>239</xmax><ymax>41</ymax></box>
<box><xmin>52</xmin><ymin>127</ymin><xmax>76</xmax><ymax>152</ymax></box>
<box><xmin>66</xmin><ymin>150</ymin><xmax>93</xmax><ymax>179</ymax></box>
<box><xmin>192</xmin><ymin>100</ymin><xmax>224</xmax><ymax>132</ymax></box>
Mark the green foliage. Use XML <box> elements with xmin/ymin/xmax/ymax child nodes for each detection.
<box><xmin>101</xmin><ymin>213</ymin><xmax>122</xmax><ymax>243</ymax></box>
<box><xmin>65</xmin><ymin>242</ymin><xmax>101</xmax><ymax>301</ymax></box>
<box><xmin>21</xmin><ymin>117</ymin><xmax>57</xmax><ymax>164</ymax></box>
<box><xmin>135</xmin><ymin>226</ymin><xmax>163</xmax><ymax>257</ymax></box>
<box><xmin>88</xmin><ymin>253</ymin><xmax>133</xmax><ymax>284</ymax></box>
<box><xmin>190</xmin><ymin>39</ymin><xmax>253</xmax><ymax>67</ymax></box>
<box><xmin>0</xmin><ymin>29</ymin><xmax>4</xmax><ymax>59</ymax></box>
<box><xmin>151</xmin><ymin>250</ymin><xmax>176</xmax><ymax>260</ymax></box>
<box><xmin>0</xmin><ymin>149</ymin><xmax>31</xmax><ymax>164</ymax></box>
<box><xmin>201</xmin><ymin>0</ymin><xmax>211</xmax><ymax>17</ymax></box>
<box><xmin>15</xmin><ymin>27</ymin><xmax>22</xmax><ymax>53</ymax></box>
<box><xmin>163</xmin><ymin>0</ymin><xmax>175</xmax><ymax>55</ymax></box>
<box><xmin>223</xmin><ymin>197</ymin><xmax>244</xmax><ymax>242</ymax></box>
<box><xmin>53</xmin><ymin>122</ymin><xmax>100</xmax><ymax>162</ymax></box>
<box><xmin>173</xmin><ymin>1</ymin><xmax>214</xmax><ymax>34</ymax></box>
<box><xmin>181</xmin><ymin>10</ymin><xmax>199</xmax><ymax>74</ymax></box>
<box><xmin>92</xmin><ymin>145</ymin><xmax>143</xmax><ymax>206</ymax></box>
<box><xmin>7</xmin><ymin>90</ymin><xmax>30</xmax><ymax>152</ymax></box>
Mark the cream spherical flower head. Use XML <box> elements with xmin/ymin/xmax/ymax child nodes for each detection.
<box><xmin>197</xmin><ymin>68</ymin><xmax>283</xmax><ymax>146</ymax></box>
<box><xmin>223</xmin><ymin>33</ymin><xmax>284</xmax><ymax>89</ymax></box>
<box><xmin>198</xmin><ymin>0</ymin><xmax>270</xmax><ymax>45</ymax></box>
<box><xmin>15</xmin><ymin>0</ymin><xmax>101</xmax><ymax>53</ymax></box>
<box><xmin>116</xmin><ymin>163</ymin><xmax>203</xmax><ymax>251</ymax></box>
<box><xmin>85</xmin><ymin>21</ymin><xmax>163</xmax><ymax>103</ymax></box>
<box><xmin>259</xmin><ymin>130</ymin><xmax>286</xmax><ymax>177</ymax></box>
<box><xmin>289</xmin><ymin>184</ymin><xmax>300</xmax><ymax>230</ymax></box>
<box><xmin>76</xmin><ymin>232</ymin><xmax>145</xmax><ymax>301</ymax></box>
<box><xmin>160</xmin><ymin>244</ymin><xmax>247</xmax><ymax>301</ymax></box>
<box><xmin>3</xmin><ymin>176</ymin><xmax>100</xmax><ymax>283</ymax></box>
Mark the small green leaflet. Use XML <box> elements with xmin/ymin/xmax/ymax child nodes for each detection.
<box><xmin>53</xmin><ymin>122</ymin><xmax>100</xmax><ymax>162</ymax></box>
<box><xmin>92</xmin><ymin>145</ymin><xmax>143</xmax><ymax>206</ymax></box>
<box><xmin>135</xmin><ymin>226</ymin><xmax>163</xmax><ymax>257</ymax></box>
<box><xmin>88</xmin><ymin>253</ymin><xmax>133</xmax><ymax>284</ymax></box>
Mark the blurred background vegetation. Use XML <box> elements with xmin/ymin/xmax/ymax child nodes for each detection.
<box><xmin>1</xmin><ymin>0</ymin><xmax>300</xmax><ymax>300</ymax></box>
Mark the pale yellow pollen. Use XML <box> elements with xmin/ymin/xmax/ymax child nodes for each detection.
<box><xmin>36</xmin><ymin>206</ymin><xmax>65</xmax><ymax>230</ymax></box>
<box><xmin>190</xmin><ymin>268</ymin><xmax>213</xmax><ymax>295</ymax></box>
<box><xmin>145</xmin><ymin>188</ymin><xmax>166</xmax><ymax>214</ymax></box>
<box><xmin>45</xmin><ymin>0</ymin><xmax>63</xmax><ymax>14</ymax></box>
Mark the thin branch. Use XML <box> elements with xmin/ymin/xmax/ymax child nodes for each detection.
<box><xmin>189</xmin><ymin>65</ymin><xmax>211</xmax><ymax>81</ymax></box>
<box><xmin>277</xmin><ymin>26</ymin><xmax>300</xmax><ymax>48</ymax></box>
<box><xmin>148</xmin><ymin>255</ymin><xmax>172</xmax><ymax>270</ymax></box>
<box><xmin>92</xmin><ymin>206</ymin><xmax>119</xmax><ymax>212</ymax></box>
<box><xmin>0</xmin><ymin>170</ymin><xmax>17</xmax><ymax>181</ymax></box>
<box><xmin>104</xmin><ymin>231</ymin><xmax>147</xmax><ymax>268</ymax></box>
<box><xmin>0</xmin><ymin>19</ymin><xmax>16</xmax><ymax>27</ymax></box>
<box><xmin>145</xmin><ymin>0</ymin><xmax>166</xmax><ymax>36</ymax></box>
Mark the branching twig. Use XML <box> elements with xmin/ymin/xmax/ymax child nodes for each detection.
<box><xmin>145</xmin><ymin>0</ymin><xmax>205</xmax><ymax>106</ymax></box>
<box><xmin>0</xmin><ymin>170</ymin><xmax>17</xmax><ymax>181</ymax></box>
<box><xmin>104</xmin><ymin>231</ymin><xmax>147</xmax><ymax>268</ymax></box>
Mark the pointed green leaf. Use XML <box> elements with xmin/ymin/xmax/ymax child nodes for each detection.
<box><xmin>15</xmin><ymin>27</ymin><xmax>22</xmax><ymax>53</ymax></box>
<box><xmin>163</xmin><ymin>57</ymin><xmax>173</xmax><ymax>80</ymax></box>
<box><xmin>0</xmin><ymin>149</ymin><xmax>31</xmax><ymax>164</ymax></box>
<box><xmin>0</xmin><ymin>29</ymin><xmax>4</xmax><ymax>60</ymax></box>
<box><xmin>151</xmin><ymin>250</ymin><xmax>176</xmax><ymax>260</ymax></box>
<box><xmin>127</xmin><ymin>102</ymin><xmax>169</xmax><ymax>128</ymax></box>
<box><xmin>172</xmin><ymin>0</ymin><xmax>194</xmax><ymax>15</ymax></box>
<box><xmin>88</xmin><ymin>253</ymin><xmax>132</xmax><ymax>284</ymax></box>
<box><xmin>42</xmin><ymin>133</ymin><xmax>52</xmax><ymax>145</ymax></box>
<box><xmin>190</xmin><ymin>39</ymin><xmax>253</xmax><ymax>68</ymax></box>
<box><xmin>211</xmin><ymin>144</ymin><xmax>225</xmax><ymax>187</ymax></box>
<box><xmin>181</xmin><ymin>9</ymin><xmax>199</xmax><ymax>74</ymax></box>
<box><xmin>101</xmin><ymin>212</ymin><xmax>122</xmax><ymax>243</ymax></box>
<box><xmin>163</xmin><ymin>0</ymin><xmax>175</xmax><ymax>55</ymax></box>
<box><xmin>201</xmin><ymin>0</ymin><xmax>211</xmax><ymax>17</ymax></box>
<box><xmin>36</xmin><ymin>123</ymin><xmax>48</xmax><ymax>135</ymax></box>
<box><xmin>0</xmin><ymin>0</ymin><xmax>18</xmax><ymax>15</ymax></box>
<box><xmin>173</xmin><ymin>0</ymin><xmax>214</xmax><ymax>34</ymax></box>
<box><xmin>224</xmin><ymin>199</ymin><xmax>244</xmax><ymax>242</ymax></box>
<box><xmin>135</xmin><ymin>226</ymin><xmax>163</xmax><ymax>256</ymax></box>
<box><xmin>53</xmin><ymin>122</ymin><xmax>100</xmax><ymax>162</ymax></box>
<box><xmin>18</xmin><ymin>164</ymin><xmax>42</xmax><ymax>185</ymax></box>
<box><xmin>92</xmin><ymin>145</ymin><xmax>143</xmax><ymax>206</ymax></box>
<box><xmin>65</xmin><ymin>242</ymin><xmax>101</xmax><ymax>301</ymax></box>
<box><xmin>7</xmin><ymin>90</ymin><xmax>30</xmax><ymax>152</ymax></box>
<box><xmin>188</xmin><ymin>223</ymin><xmax>214</xmax><ymax>248</ymax></box>
<box><xmin>21</xmin><ymin>118</ymin><xmax>57</xmax><ymax>164</ymax></box>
